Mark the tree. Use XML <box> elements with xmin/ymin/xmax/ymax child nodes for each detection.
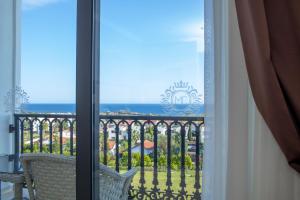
<box><xmin>42</xmin><ymin>122</ymin><xmax>49</xmax><ymax>131</ymax></box>
<box><xmin>52</xmin><ymin>123</ymin><xmax>60</xmax><ymax>135</ymax></box>
<box><xmin>120</xmin><ymin>140</ymin><xmax>128</xmax><ymax>153</ymax></box>
<box><xmin>158</xmin><ymin>135</ymin><xmax>167</xmax><ymax>155</ymax></box>
<box><xmin>99</xmin><ymin>131</ymin><xmax>104</xmax><ymax>151</ymax></box>
<box><xmin>24</xmin><ymin>121</ymin><xmax>30</xmax><ymax>130</ymax></box>
<box><xmin>63</xmin><ymin>121</ymin><xmax>69</xmax><ymax>130</ymax></box>
<box><xmin>145</xmin><ymin>126</ymin><xmax>154</xmax><ymax>141</ymax></box>
<box><xmin>132</xmin><ymin>130</ymin><xmax>140</xmax><ymax>146</ymax></box>
<box><xmin>52</xmin><ymin>135</ymin><xmax>60</xmax><ymax>154</ymax></box>
<box><xmin>171</xmin><ymin>132</ymin><xmax>181</xmax><ymax>155</ymax></box>
<box><xmin>158</xmin><ymin>155</ymin><xmax>167</xmax><ymax>168</ymax></box>
<box><xmin>64</xmin><ymin>138</ymin><xmax>71</xmax><ymax>154</ymax></box>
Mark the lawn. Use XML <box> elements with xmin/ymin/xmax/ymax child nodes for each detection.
<box><xmin>120</xmin><ymin>169</ymin><xmax>202</xmax><ymax>195</ymax></box>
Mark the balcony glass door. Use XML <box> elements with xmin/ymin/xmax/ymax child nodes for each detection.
<box><xmin>20</xmin><ymin>0</ymin><xmax>100</xmax><ymax>199</ymax></box>
<box><xmin>17</xmin><ymin>0</ymin><xmax>80</xmax><ymax>199</ymax></box>
<box><xmin>99</xmin><ymin>0</ymin><xmax>204</xmax><ymax>199</ymax></box>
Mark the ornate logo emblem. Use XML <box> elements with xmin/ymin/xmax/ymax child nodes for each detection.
<box><xmin>161</xmin><ymin>81</ymin><xmax>203</xmax><ymax>115</ymax></box>
<box><xmin>4</xmin><ymin>86</ymin><xmax>29</xmax><ymax>113</ymax></box>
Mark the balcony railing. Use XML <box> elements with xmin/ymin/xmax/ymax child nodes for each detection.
<box><xmin>14</xmin><ymin>113</ymin><xmax>204</xmax><ymax>199</ymax></box>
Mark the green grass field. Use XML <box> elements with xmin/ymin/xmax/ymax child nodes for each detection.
<box><xmin>121</xmin><ymin>169</ymin><xmax>202</xmax><ymax>195</ymax></box>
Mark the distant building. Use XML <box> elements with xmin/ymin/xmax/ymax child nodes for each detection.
<box><xmin>107</xmin><ymin>124</ymin><xmax>128</xmax><ymax>140</ymax></box>
<box><xmin>108</xmin><ymin>140</ymin><xmax>116</xmax><ymax>155</ymax></box>
<box><xmin>131</xmin><ymin>140</ymin><xmax>154</xmax><ymax>155</ymax></box>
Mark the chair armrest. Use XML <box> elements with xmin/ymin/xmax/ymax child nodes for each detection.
<box><xmin>99</xmin><ymin>164</ymin><xmax>138</xmax><ymax>181</ymax></box>
<box><xmin>99</xmin><ymin>165</ymin><xmax>138</xmax><ymax>199</ymax></box>
<box><xmin>120</xmin><ymin>168</ymin><xmax>138</xmax><ymax>198</ymax></box>
<box><xmin>99</xmin><ymin>164</ymin><xmax>123</xmax><ymax>180</ymax></box>
<box><xmin>0</xmin><ymin>172</ymin><xmax>24</xmax><ymax>184</ymax></box>
<box><xmin>121</xmin><ymin>168</ymin><xmax>138</xmax><ymax>179</ymax></box>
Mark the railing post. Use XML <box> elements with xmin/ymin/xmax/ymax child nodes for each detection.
<box><xmin>151</xmin><ymin>124</ymin><xmax>159</xmax><ymax>199</ymax></box>
<box><xmin>20</xmin><ymin>121</ymin><xmax>24</xmax><ymax>154</ymax></box>
<box><xmin>180</xmin><ymin>124</ymin><xmax>186</xmax><ymax>197</ymax></box>
<box><xmin>39</xmin><ymin>123</ymin><xmax>43</xmax><ymax>152</ymax></box>
<box><xmin>138</xmin><ymin>123</ymin><xmax>146</xmax><ymax>198</ymax></box>
<box><xmin>49</xmin><ymin>122</ymin><xmax>53</xmax><ymax>153</ymax></box>
<box><xmin>127</xmin><ymin>125</ymin><xmax>132</xmax><ymax>170</ymax></box>
<box><xmin>115</xmin><ymin>125</ymin><xmax>120</xmax><ymax>172</ymax></box>
<box><xmin>193</xmin><ymin>124</ymin><xmax>202</xmax><ymax>198</ymax></box>
<box><xmin>59</xmin><ymin>121</ymin><xmax>63</xmax><ymax>155</ymax></box>
<box><xmin>13</xmin><ymin>115</ymin><xmax>19</xmax><ymax>172</ymax></box>
<box><xmin>70</xmin><ymin>122</ymin><xmax>74</xmax><ymax>156</ymax></box>
<box><xmin>165</xmin><ymin>125</ymin><xmax>173</xmax><ymax>198</ymax></box>
<box><xmin>29</xmin><ymin>121</ymin><xmax>33</xmax><ymax>153</ymax></box>
<box><xmin>103</xmin><ymin>124</ymin><xmax>108</xmax><ymax>165</ymax></box>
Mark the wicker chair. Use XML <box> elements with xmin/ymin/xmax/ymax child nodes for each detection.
<box><xmin>20</xmin><ymin>153</ymin><xmax>137</xmax><ymax>200</ymax></box>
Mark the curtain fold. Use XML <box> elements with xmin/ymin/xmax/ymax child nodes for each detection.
<box><xmin>235</xmin><ymin>0</ymin><xmax>300</xmax><ymax>172</ymax></box>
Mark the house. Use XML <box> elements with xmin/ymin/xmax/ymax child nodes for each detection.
<box><xmin>107</xmin><ymin>140</ymin><xmax>116</xmax><ymax>155</ymax></box>
<box><xmin>131</xmin><ymin>140</ymin><xmax>154</xmax><ymax>155</ymax></box>
<box><xmin>107</xmin><ymin>124</ymin><xmax>128</xmax><ymax>140</ymax></box>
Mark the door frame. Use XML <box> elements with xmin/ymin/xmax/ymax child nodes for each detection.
<box><xmin>76</xmin><ymin>0</ymin><xmax>100</xmax><ymax>199</ymax></box>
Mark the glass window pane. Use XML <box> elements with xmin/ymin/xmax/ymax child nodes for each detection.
<box><xmin>99</xmin><ymin>1</ymin><xmax>204</xmax><ymax>199</ymax></box>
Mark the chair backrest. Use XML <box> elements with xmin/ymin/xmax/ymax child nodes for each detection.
<box><xmin>21</xmin><ymin>153</ymin><xmax>76</xmax><ymax>200</ymax></box>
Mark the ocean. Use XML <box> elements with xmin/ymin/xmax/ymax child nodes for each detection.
<box><xmin>23</xmin><ymin>103</ymin><xmax>205</xmax><ymax>116</ymax></box>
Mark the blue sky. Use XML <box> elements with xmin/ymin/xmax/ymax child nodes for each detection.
<box><xmin>21</xmin><ymin>0</ymin><xmax>204</xmax><ymax>103</ymax></box>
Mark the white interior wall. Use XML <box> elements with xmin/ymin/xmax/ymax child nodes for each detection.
<box><xmin>0</xmin><ymin>1</ymin><xmax>14</xmax><ymax>156</ymax></box>
<box><xmin>0</xmin><ymin>1</ymin><xmax>21</xmax><ymax>197</ymax></box>
<box><xmin>0</xmin><ymin>0</ymin><xmax>20</xmax><ymax>169</ymax></box>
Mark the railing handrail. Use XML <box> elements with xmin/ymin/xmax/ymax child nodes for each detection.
<box><xmin>14</xmin><ymin>113</ymin><xmax>204</xmax><ymax>122</ymax></box>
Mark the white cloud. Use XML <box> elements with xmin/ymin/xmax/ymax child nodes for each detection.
<box><xmin>181</xmin><ymin>22</ymin><xmax>204</xmax><ymax>53</ymax></box>
<box><xmin>101</xmin><ymin>18</ymin><xmax>142</xmax><ymax>43</ymax></box>
<box><xmin>22</xmin><ymin>0</ymin><xmax>62</xmax><ymax>10</ymax></box>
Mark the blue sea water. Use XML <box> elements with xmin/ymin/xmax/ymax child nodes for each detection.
<box><xmin>23</xmin><ymin>103</ymin><xmax>204</xmax><ymax>116</ymax></box>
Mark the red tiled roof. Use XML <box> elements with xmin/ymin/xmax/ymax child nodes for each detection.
<box><xmin>62</xmin><ymin>137</ymin><xmax>70</xmax><ymax>144</ymax></box>
<box><xmin>144</xmin><ymin>140</ymin><xmax>154</xmax><ymax>149</ymax></box>
<box><xmin>108</xmin><ymin>140</ymin><xmax>115</xmax><ymax>150</ymax></box>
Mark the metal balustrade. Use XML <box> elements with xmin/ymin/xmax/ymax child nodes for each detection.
<box><xmin>14</xmin><ymin>114</ymin><xmax>204</xmax><ymax>199</ymax></box>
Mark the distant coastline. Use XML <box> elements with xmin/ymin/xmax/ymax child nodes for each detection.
<box><xmin>23</xmin><ymin>103</ymin><xmax>205</xmax><ymax>116</ymax></box>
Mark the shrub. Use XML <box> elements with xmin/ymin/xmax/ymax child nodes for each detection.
<box><xmin>185</xmin><ymin>154</ymin><xmax>193</xmax><ymax>170</ymax></box>
<box><xmin>171</xmin><ymin>162</ymin><xmax>178</xmax><ymax>170</ymax></box>
<box><xmin>144</xmin><ymin>155</ymin><xmax>152</xmax><ymax>167</ymax></box>
<box><xmin>120</xmin><ymin>152</ymin><xmax>128</xmax><ymax>166</ymax></box>
<box><xmin>171</xmin><ymin>155</ymin><xmax>180</xmax><ymax>170</ymax></box>
<box><xmin>132</xmin><ymin>153</ymin><xmax>141</xmax><ymax>167</ymax></box>
<box><xmin>158</xmin><ymin>155</ymin><xmax>167</xmax><ymax>168</ymax></box>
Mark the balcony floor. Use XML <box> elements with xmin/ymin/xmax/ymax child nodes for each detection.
<box><xmin>1</xmin><ymin>187</ymin><xmax>29</xmax><ymax>200</ymax></box>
